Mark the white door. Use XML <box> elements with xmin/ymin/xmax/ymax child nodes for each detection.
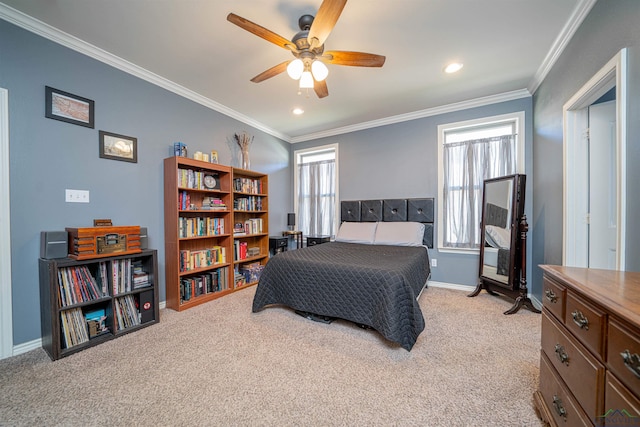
<box><xmin>588</xmin><ymin>100</ymin><xmax>617</xmax><ymax>269</ymax></box>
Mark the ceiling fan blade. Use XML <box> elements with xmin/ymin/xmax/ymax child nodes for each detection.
<box><xmin>250</xmin><ymin>61</ymin><xmax>290</xmax><ymax>83</ymax></box>
<box><xmin>307</xmin><ymin>0</ymin><xmax>348</xmax><ymax>49</ymax></box>
<box><xmin>322</xmin><ymin>51</ymin><xmax>386</xmax><ymax>67</ymax></box>
<box><xmin>314</xmin><ymin>79</ymin><xmax>329</xmax><ymax>98</ymax></box>
<box><xmin>227</xmin><ymin>13</ymin><xmax>297</xmax><ymax>52</ymax></box>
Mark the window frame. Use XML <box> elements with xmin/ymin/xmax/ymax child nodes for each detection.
<box><xmin>437</xmin><ymin>111</ymin><xmax>525</xmax><ymax>253</ymax></box>
<box><xmin>293</xmin><ymin>143</ymin><xmax>340</xmax><ymax>238</ymax></box>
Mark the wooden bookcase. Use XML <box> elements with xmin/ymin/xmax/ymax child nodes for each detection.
<box><xmin>164</xmin><ymin>156</ymin><xmax>233</xmax><ymax>311</ymax></box>
<box><xmin>231</xmin><ymin>167</ymin><xmax>269</xmax><ymax>289</ymax></box>
<box><xmin>39</xmin><ymin>249</ymin><xmax>159</xmax><ymax>361</ymax></box>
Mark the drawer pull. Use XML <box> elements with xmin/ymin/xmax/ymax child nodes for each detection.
<box><xmin>544</xmin><ymin>289</ymin><xmax>558</xmax><ymax>303</ymax></box>
<box><xmin>554</xmin><ymin>344</ymin><xmax>570</xmax><ymax>366</ymax></box>
<box><xmin>620</xmin><ymin>350</ymin><xmax>640</xmax><ymax>379</ymax></box>
<box><xmin>552</xmin><ymin>395</ymin><xmax>567</xmax><ymax>420</ymax></box>
<box><xmin>571</xmin><ymin>310</ymin><xmax>589</xmax><ymax>330</ymax></box>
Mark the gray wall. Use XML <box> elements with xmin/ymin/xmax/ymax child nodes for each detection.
<box><xmin>1</xmin><ymin>19</ymin><xmax>291</xmax><ymax>345</ymax></box>
<box><xmin>532</xmin><ymin>0</ymin><xmax>640</xmax><ymax>294</ymax></box>
<box><xmin>292</xmin><ymin>97</ymin><xmax>534</xmax><ymax>289</ymax></box>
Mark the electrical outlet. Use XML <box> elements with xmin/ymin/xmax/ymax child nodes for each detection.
<box><xmin>431</xmin><ymin>258</ymin><xmax>437</xmax><ymax>268</ymax></box>
<box><xmin>65</xmin><ymin>189</ymin><xmax>90</xmax><ymax>203</ymax></box>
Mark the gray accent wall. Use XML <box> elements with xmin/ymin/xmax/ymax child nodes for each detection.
<box><xmin>1</xmin><ymin>19</ymin><xmax>291</xmax><ymax>345</ymax></box>
<box><xmin>293</xmin><ymin>97</ymin><xmax>534</xmax><ymax>290</ymax></box>
<box><xmin>532</xmin><ymin>0</ymin><xmax>640</xmax><ymax>296</ymax></box>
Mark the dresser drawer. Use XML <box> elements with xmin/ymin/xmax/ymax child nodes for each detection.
<box><xmin>607</xmin><ymin>319</ymin><xmax>640</xmax><ymax>398</ymax></box>
<box><xmin>542</xmin><ymin>310</ymin><xmax>605</xmax><ymax>419</ymax></box>
<box><xmin>566</xmin><ymin>291</ymin><xmax>606</xmax><ymax>359</ymax></box>
<box><xmin>604</xmin><ymin>372</ymin><xmax>640</xmax><ymax>426</ymax></box>
<box><xmin>539</xmin><ymin>351</ymin><xmax>593</xmax><ymax>427</ymax></box>
<box><xmin>543</xmin><ymin>276</ymin><xmax>566</xmax><ymax>322</ymax></box>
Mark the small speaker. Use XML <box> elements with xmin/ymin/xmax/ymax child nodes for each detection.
<box><xmin>40</xmin><ymin>231</ymin><xmax>68</xmax><ymax>259</ymax></box>
<box><xmin>287</xmin><ymin>213</ymin><xmax>295</xmax><ymax>230</ymax></box>
<box><xmin>139</xmin><ymin>227</ymin><xmax>148</xmax><ymax>250</ymax></box>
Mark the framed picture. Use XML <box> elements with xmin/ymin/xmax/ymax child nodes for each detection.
<box><xmin>45</xmin><ymin>86</ymin><xmax>95</xmax><ymax>128</ymax></box>
<box><xmin>210</xmin><ymin>150</ymin><xmax>219</xmax><ymax>164</ymax></box>
<box><xmin>99</xmin><ymin>131</ymin><xmax>138</xmax><ymax>163</ymax></box>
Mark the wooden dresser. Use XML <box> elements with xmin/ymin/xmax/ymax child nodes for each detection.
<box><xmin>534</xmin><ymin>265</ymin><xmax>640</xmax><ymax>426</ymax></box>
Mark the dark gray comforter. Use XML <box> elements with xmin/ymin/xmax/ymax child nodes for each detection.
<box><xmin>252</xmin><ymin>242</ymin><xmax>430</xmax><ymax>351</ymax></box>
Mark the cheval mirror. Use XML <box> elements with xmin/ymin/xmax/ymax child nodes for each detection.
<box><xmin>468</xmin><ymin>174</ymin><xmax>540</xmax><ymax>315</ymax></box>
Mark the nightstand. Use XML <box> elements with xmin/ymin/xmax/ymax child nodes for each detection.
<box><xmin>307</xmin><ymin>235</ymin><xmax>330</xmax><ymax>247</ymax></box>
<box><xmin>269</xmin><ymin>236</ymin><xmax>288</xmax><ymax>257</ymax></box>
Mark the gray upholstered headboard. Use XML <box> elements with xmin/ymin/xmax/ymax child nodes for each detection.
<box><xmin>340</xmin><ymin>198</ymin><xmax>434</xmax><ymax>248</ymax></box>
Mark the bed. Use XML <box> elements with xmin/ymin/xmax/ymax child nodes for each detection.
<box><xmin>252</xmin><ymin>198</ymin><xmax>433</xmax><ymax>351</ymax></box>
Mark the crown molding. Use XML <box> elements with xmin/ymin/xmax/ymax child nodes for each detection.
<box><xmin>0</xmin><ymin>3</ymin><xmax>291</xmax><ymax>143</ymax></box>
<box><xmin>527</xmin><ymin>0</ymin><xmax>598</xmax><ymax>95</ymax></box>
<box><xmin>290</xmin><ymin>89</ymin><xmax>531</xmax><ymax>143</ymax></box>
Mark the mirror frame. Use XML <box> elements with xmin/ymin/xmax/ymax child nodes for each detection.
<box><xmin>470</xmin><ymin>174</ymin><xmax>539</xmax><ymax>314</ymax></box>
<box><xmin>478</xmin><ymin>174</ymin><xmax>524</xmax><ymax>291</ymax></box>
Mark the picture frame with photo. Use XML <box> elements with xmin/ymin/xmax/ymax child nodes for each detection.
<box><xmin>45</xmin><ymin>86</ymin><xmax>95</xmax><ymax>128</ymax></box>
<box><xmin>99</xmin><ymin>131</ymin><xmax>138</xmax><ymax>163</ymax></box>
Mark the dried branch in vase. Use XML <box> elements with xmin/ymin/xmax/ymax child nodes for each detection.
<box><xmin>234</xmin><ymin>132</ymin><xmax>254</xmax><ymax>151</ymax></box>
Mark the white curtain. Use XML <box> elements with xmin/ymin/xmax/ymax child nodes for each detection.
<box><xmin>297</xmin><ymin>159</ymin><xmax>336</xmax><ymax>237</ymax></box>
<box><xmin>443</xmin><ymin>134</ymin><xmax>516</xmax><ymax>249</ymax></box>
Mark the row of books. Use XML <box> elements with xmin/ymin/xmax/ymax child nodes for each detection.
<box><xmin>234</xmin><ymin>241</ymin><xmax>260</xmax><ymax>261</ymax></box>
<box><xmin>200</xmin><ymin>196</ymin><xmax>226</xmax><ymax>210</ymax></box>
<box><xmin>179</xmin><ymin>246</ymin><xmax>226</xmax><ymax>272</ymax></box>
<box><xmin>232</xmin><ymin>218</ymin><xmax>263</xmax><ymax>235</ymax></box>
<box><xmin>179</xmin><ymin>216</ymin><xmax>225</xmax><ymax>238</ymax></box>
<box><xmin>60</xmin><ymin>307</ymin><xmax>90</xmax><ymax>349</ymax></box>
<box><xmin>180</xmin><ymin>267</ymin><xmax>229</xmax><ymax>303</ymax></box>
<box><xmin>178</xmin><ymin>169</ymin><xmax>219</xmax><ymax>190</ymax></box>
<box><xmin>57</xmin><ymin>265</ymin><xmax>106</xmax><ymax>307</ymax></box>
<box><xmin>234</xmin><ymin>196</ymin><xmax>264</xmax><ymax>211</ymax></box>
<box><xmin>114</xmin><ymin>294</ymin><xmax>141</xmax><ymax>331</ymax></box>
<box><xmin>233</xmin><ymin>177</ymin><xmax>263</xmax><ymax>194</ymax></box>
<box><xmin>238</xmin><ymin>262</ymin><xmax>264</xmax><ymax>284</ymax></box>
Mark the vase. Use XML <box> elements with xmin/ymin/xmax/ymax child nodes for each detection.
<box><xmin>241</xmin><ymin>148</ymin><xmax>250</xmax><ymax>170</ymax></box>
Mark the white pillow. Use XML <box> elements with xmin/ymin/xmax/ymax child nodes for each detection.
<box><xmin>485</xmin><ymin>225</ymin><xmax>511</xmax><ymax>249</ymax></box>
<box><xmin>335</xmin><ymin>222</ymin><xmax>378</xmax><ymax>244</ymax></box>
<box><xmin>373</xmin><ymin>221</ymin><xmax>425</xmax><ymax>246</ymax></box>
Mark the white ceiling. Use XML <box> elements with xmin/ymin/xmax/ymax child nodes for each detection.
<box><xmin>0</xmin><ymin>0</ymin><xmax>594</xmax><ymax>142</ymax></box>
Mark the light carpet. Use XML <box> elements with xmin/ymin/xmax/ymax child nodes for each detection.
<box><xmin>0</xmin><ymin>286</ymin><xmax>544</xmax><ymax>426</ymax></box>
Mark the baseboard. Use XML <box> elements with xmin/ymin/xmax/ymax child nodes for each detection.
<box><xmin>427</xmin><ymin>280</ymin><xmax>543</xmax><ymax>311</ymax></box>
<box><xmin>427</xmin><ymin>280</ymin><xmax>475</xmax><ymax>292</ymax></box>
<box><xmin>12</xmin><ymin>338</ymin><xmax>42</xmax><ymax>357</ymax></box>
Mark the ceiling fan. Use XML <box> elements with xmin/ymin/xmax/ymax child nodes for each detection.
<box><xmin>227</xmin><ymin>0</ymin><xmax>385</xmax><ymax>98</ymax></box>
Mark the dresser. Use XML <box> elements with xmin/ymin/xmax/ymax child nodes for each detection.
<box><xmin>535</xmin><ymin>266</ymin><xmax>640</xmax><ymax>426</ymax></box>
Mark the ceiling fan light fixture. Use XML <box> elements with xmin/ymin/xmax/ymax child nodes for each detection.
<box><xmin>311</xmin><ymin>60</ymin><xmax>329</xmax><ymax>81</ymax></box>
<box><xmin>287</xmin><ymin>59</ymin><xmax>304</xmax><ymax>79</ymax></box>
<box><xmin>299</xmin><ymin>71</ymin><xmax>314</xmax><ymax>89</ymax></box>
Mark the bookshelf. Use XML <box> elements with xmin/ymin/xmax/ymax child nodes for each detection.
<box><xmin>164</xmin><ymin>157</ymin><xmax>233</xmax><ymax>311</ymax></box>
<box><xmin>232</xmin><ymin>167</ymin><xmax>269</xmax><ymax>289</ymax></box>
<box><xmin>38</xmin><ymin>249</ymin><xmax>159</xmax><ymax>361</ymax></box>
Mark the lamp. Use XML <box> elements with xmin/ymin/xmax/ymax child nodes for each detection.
<box><xmin>311</xmin><ymin>60</ymin><xmax>328</xmax><ymax>81</ymax></box>
<box><xmin>287</xmin><ymin>213</ymin><xmax>296</xmax><ymax>231</ymax></box>
<box><xmin>286</xmin><ymin>59</ymin><xmax>304</xmax><ymax>79</ymax></box>
<box><xmin>299</xmin><ymin>70</ymin><xmax>314</xmax><ymax>89</ymax></box>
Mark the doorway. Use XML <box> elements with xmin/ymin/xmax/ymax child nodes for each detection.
<box><xmin>0</xmin><ymin>87</ymin><xmax>12</xmax><ymax>359</ymax></box>
<box><xmin>563</xmin><ymin>49</ymin><xmax>627</xmax><ymax>270</ymax></box>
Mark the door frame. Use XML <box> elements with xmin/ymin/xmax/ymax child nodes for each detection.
<box><xmin>563</xmin><ymin>49</ymin><xmax>627</xmax><ymax>269</ymax></box>
<box><xmin>0</xmin><ymin>87</ymin><xmax>13</xmax><ymax>359</ymax></box>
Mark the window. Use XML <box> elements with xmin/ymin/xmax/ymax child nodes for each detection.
<box><xmin>437</xmin><ymin>112</ymin><xmax>524</xmax><ymax>252</ymax></box>
<box><xmin>294</xmin><ymin>144</ymin><xmax>339</xmax><ymax>239</ymax></box>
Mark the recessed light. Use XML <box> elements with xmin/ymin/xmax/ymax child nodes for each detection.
<box><xmin>292</xmin><ymin>107</ymin><xmax>304</xmax><ymax>115</ymax></box>
<box><xmin>444</xmin><ymin>63</ymin><xmax>464</xmax><ymax>74</ymax></box>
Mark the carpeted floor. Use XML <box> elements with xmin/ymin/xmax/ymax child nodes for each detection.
<box><xmin>0</xmin><ymin>286</ymin><xmax>544</xmax><ymax>426</ymax></box>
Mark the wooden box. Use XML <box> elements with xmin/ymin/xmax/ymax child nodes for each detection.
<box><xmin>66</xmin><ymin>226</ymin><xmax>141</xmax><ymax>260</ymax></box>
